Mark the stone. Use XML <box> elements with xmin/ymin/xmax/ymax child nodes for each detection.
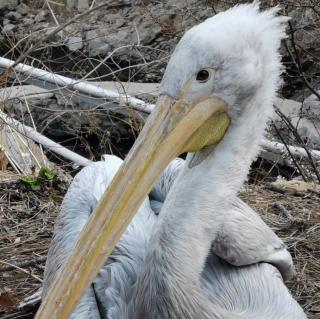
<box><xmin>22</xmin><ymin>18</ymin><xmax>34</xmax><ymax>26</ymax></box>
<box><xmin>302</xmin><ymin>93</ymin><xmax>320</xmax><ymax>147</ymax></box>
<box><xmin>3</xmin><ymin>18</ymin><xmax>10</xmax><ymax>26</ymax></box>
<box><xmin>106</xmin><ymin>14</ymin><xmax>125</xmax><ymax>28</ymax></box>
<box><xmin>85</xmin><ymin>29</ymin><xmax>99</xmax><ymax>41</ymax></box>
<box><xmin>66</xmin><ymin>0</ymin><xmax>77</xmax><ymax>11</ymax></box>
<box><xmin>304</xmin><ymin>91</ymin><xmax>320</xmax><ymax>104</ymax></box>
<box><xmin>6</xmin><ymin>11</ymin><xmax>22</xmax><ymax>21</ymax></box>
<box><xmin>88</xmin><ymin>40</ymin><xmax>111</xmax><ymax>57</ymax></box>
<box><xmin>16</xmin><ymin>2</ymin><xmax>29</xmax><ymax>15</ymax></box>
<box><xmin>0</xmin><ymin>0</ymin><xmax>18</xmax><ymax>11</ymax></box>
<box><xmin>86</xmin><ymin>29</ymin><xmax>109</xmax><ymax>57</ymax></box>
<box><xmin>77</xmin><ymin>0</ymin><xmax>89</xmax><ymax>12</ymax></box>
<box><xmin>85</xmin><ymin>20</ymin><xmax>161</xmax><ymax>59</ymax></box>
<box><xmin>32</xmin><ymin>22</ymin><xmax>49</xmax><ymax>32</ymax></box>
<box><xmin>137</xmin><ymin>21</ymin><xmax>162</xmax><ymax>44</ymax></box>
<box><xmin>114</xmin><ymin>18</ymin><xmax>125</xmax><ymax>29</ymax></box>
<box><xmin>35</xmin><ymin>10</ymin><xmax>47</xmax><ymax>23</ymax></box>
<box><xmin>86</xmin><ymin>26</ymin><xmax>133</xmax><ymax>54</ymax></box>
<box><xmin>93</xmin><ymin>43</ymin><xmax>111</xmax><ymax>56</ymax></box>
<box><xmin>1</xmin><ymin>23</ymin><xmax>16</xmax><ymax>35</ymax></box>
<box><xmin>66</xmin><ymin>0</ymin><xmax>89</xmax><ymax>12</ymax></box>
<box><xmin>67</xmin><ymin>36</ymin><xmax>83</xmax><ymax>51</ymax></box>
<box><xmin>86</xmin><ymin>22</ymin><xmax>161</xmax><ymax>59</ymax></box>
<box><xmin>275</xmin><ymin>97</ymin><xmax>320</xmax><ymax>149</ymax></box>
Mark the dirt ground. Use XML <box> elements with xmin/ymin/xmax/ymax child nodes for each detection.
<box><xmin>0</xmin><ymin>175</ymin><xmax>68</xmax><ymax>319</ymax></box>
<box><xmin>0</xmin><ymin>174</ymin><xmax>319</xmax><ymax>319</ymax></box>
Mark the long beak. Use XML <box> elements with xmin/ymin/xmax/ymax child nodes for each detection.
<box><xmin>36</xmin><ymin>94</ymin><xmax>230</xmax><ymax>319</ymax></box>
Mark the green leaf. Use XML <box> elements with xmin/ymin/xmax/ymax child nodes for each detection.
<box><xmin>20</xmin><ymin>176</ymin><xmax>41</xmax><ymax>190</ymax></box>
<box><xmin>20</xmin><ymin>167</ymin><xmax>55</xmax><ymax>190</ymax></box>
<box><xmin>30</xmin><ymin>181</ymin><xmax>41</xmax><ymax>190</ymax></box>
<box><xmin>20</xmin><ymin>176</ymin><xmax>37</xmax><ymax>184</ymax></box>
<box><xmin>38</xmin><ymin>167</ymin><xmax>55</xmax><ymax>181</ymax></box>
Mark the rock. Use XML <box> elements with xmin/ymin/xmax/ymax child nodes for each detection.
<box><xmin>6</xmin><ymin>11</ymin><xmax>22</xmax><ymax>21</ymax></box>
<box><xmin>88</xmin><ymin>40</ymin><xmax>111</xmax><ymax>57</ymax></box>
<box><xmin>67</xmin><ymin>36</ymin><xmax>83</xmax><ymax>51</ymax></box>
<box><xmin>77</xmin><ymin>0</ymin><xmax>89</xmax><ymax>12</ymax></box>
<box><xmin>302</xmin><ymin>93</ymin><xmax>320</xmax><ymax>147</ymax></box>
<box><xmin>22</xmin><ymin>18</ymin><xmax>34</xmax><ymax>26</ymax></box>
<box><xmin>85</xmin><ymin>20</ymin><xmax>162</xmax><ymax>57</ymax></box>
<box><xmin>3</xmin><ymin>18</ymin><xmax>10</xmax><ymax>26</ymax></box>
<box><xmin>66</xmin><ymin>0</ymin><xmax>89</xmax><ymax>12</ymax></box>
<box><xmin>291</xmin><ymin>7</ymin><xmax>319</xmax><ymax>49</ymax></box>
<box><xmin>305</xmin><ymin>91</ymin><xmax>320</xmax><ymax>104</ymax></box>
<box><xmin>274</xmin><ymin>97</ymin><xmax>320</xmax><ymax>149</ymax></box>
<box><xmin>84</xmin><ymin>20</ymin><xmax>162</xmax><ymax>59</ymax></box>
<box><xmin>16</xmin><ymin>2</ymin><xmax>29</xmax><ymax>15</ymax></box>
<box><xmin>105</xmin><ymin>14</ymin><xmax>125</xmax><ymax>28</ymax></box>
<box><xmin>0</xmin><ymin>0</ymin><xmax>18</xmax><ymax>11</ymax></box>
<box><xmin>34</xmin><ymin>10</ymin><xmax>47</xmax><ymax>23</ymax></box>
<box><xmin>86</xmin><ymin>30</ymin><xmax>108</xmax><ymax>57</ymax></box>
<box><xmin>91</xmin><ymin>43</ymin><xmax>111</xmax><ymax>57</ymax></box>
<box><xmin>1</xmin><ymin>23</ymin><xmax>16</xmax><ymax>35</ymax></box>
<box><xmin>137</xmin><ymin>21</ymin><xmax>161</xmax><ymax>44</ymax></box>
<box><xmin>105</xmin><ymin>27</ymin><xmax>132</xmax><ymax>48</ymax></box>
<box><xmin>114</xmin><ymin>18</ymin><xmax>125</xmax><ymax>29</ymax></box>
<box><xmin>85</xmin><ymin>29</ymin><xmax>99</xmax><ymax>41</ymax></box>
<box><xmin>66</xmin><ymin>0</ymin><xmax>77</xmax><ymax>11</ymax></box>
<box><xmin>87</xmin><ymin>27</ymin><xmax>126</xmax><ymax>48</ymax></box>
<box><xmin>32</xmin><ymin>22</ymin><xmax>49</xmax><ymax>32</ymax></box>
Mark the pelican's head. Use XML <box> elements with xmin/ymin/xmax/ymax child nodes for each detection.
<box><xmin>36</xmin><ymin>4</ymin><xmax>288</xmax><ymax>319</ymax></box>
<box><xmin>161</xmin><ymin>3</ymin><xmax>287</xmax><ymax>125</ymax></box>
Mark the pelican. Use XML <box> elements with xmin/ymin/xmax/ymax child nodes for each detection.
<box><xmin>38</xmin><ymin>3</ymin><xmax>306</xmax><ymax>319</ymax></box>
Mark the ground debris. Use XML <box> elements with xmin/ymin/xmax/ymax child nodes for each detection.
<box><xmin>240</xmin><ymin>184</ymin><xmax>320</xmax><ymax>318</ymax></box>
<box><xmin>0</xmin><ymin>176</ymin><xmax>68</xmax><ymax>318</ymax></box>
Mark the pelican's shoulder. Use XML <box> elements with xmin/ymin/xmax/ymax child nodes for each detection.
<box><xmin>66</xmin><ymin>155</ymin><xmax>123</xmax><ymax>205</ymax></box>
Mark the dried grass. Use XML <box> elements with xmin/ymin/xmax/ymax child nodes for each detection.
<box><xmin>240</xmin><ymin>185</ymin><xmax>320</xmax><ymax>318</ymax></box>
<box><xmin>0</xmin><ymin>177</ymin><xmax>68</xmax><ymax>319</ymax></box>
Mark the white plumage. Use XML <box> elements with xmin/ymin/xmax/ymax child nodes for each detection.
<box><xmin>42</xmin><ymin>3</ymin><xmax>307</xmax><ymax>319</ymax></box>
<box><xmin>43</xmin><ymin>156</ymin><xmax>305</xmax><ymax>318</ymax></box>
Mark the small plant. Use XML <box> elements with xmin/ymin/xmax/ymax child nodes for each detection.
<box><xmin>20</xmin><ymin>167</ymin><xmax>55</xmax><ymax>190</ymax></box>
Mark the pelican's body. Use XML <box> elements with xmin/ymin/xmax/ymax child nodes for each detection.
<box><xmin>41</xmin><ymin>3</ymin><xmax>307</xmax><ymax>319</ymax></box>
<box><xmin>43</xmin><ymin>156</ymin><xmax>305</xmax><ymax>318</ymax></box>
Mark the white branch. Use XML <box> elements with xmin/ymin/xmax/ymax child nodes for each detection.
<box><xmin>0</xmin><ymin>57</ymin><xmax>154</xmax><ymax>114</ymax></box>
<box><xmin>0</xmin><ymin>110</ymin><xmax>92</xmax><ymax>167</ymax></box>
<box><xmin>262</xmin><ymin>139</ymin><xmax>320</xmax><ymax>160</ymax></box>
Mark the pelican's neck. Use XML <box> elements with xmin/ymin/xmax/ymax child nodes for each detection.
<box><xmin>159</xmin><ymin>93</ymin><xmax>272</xmax><ymax>256</ymax></box>
<box><xmin>134</xmin><ymin>95</ymin><xmax>273</xmax><ymax>318</ymax></box>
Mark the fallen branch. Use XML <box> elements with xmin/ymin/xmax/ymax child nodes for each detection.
<box><xmin>262</xmin><ymin>139</ymin><xmax>320</xmax><ymax>160</ymax></box>
<box><xmin>18</xmin><ymin>289</ymin><xmax>42</xmax><ymax>310</ymax></box>
<box><xmin>0</xmin><ymin>256</ymin><xmax>46</xmax><ymax>273</ymax></box>
<box><xmin>0</xmin><ymin>260</ymin><xmax>43</xmax><ymax>283</ymax></box>
<box><xmin>0</xmin><ymin>110</ymin><xmax>92</xmax><ymax>167</ymax></box>
<box><xmin>0</xmin><ymin>57</ymin><xmax>153</xmax><ymax>114</ymax></box>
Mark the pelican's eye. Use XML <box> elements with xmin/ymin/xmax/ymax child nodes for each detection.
<box><xmin>196</xmin><ymin>69</ymin><xmax>210</xmax><ymax>82</ymax></box>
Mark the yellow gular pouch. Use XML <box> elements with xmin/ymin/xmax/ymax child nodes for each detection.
<box><xmin>183</xmin><ymin>111</ymin><xmax>231</xmax><ymax>153</ymax></box>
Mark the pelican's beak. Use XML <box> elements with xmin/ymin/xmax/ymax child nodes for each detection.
<box><xmin>36</xmin><ymin>93</ymin><xmax>230</xmax><ymax>319</ymax></box>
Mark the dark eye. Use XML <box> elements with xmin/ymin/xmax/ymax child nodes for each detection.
<box><xmin>196</xmin><ymin>69</ymin><xmax>210</xmax><ymax>82</ymax></box>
